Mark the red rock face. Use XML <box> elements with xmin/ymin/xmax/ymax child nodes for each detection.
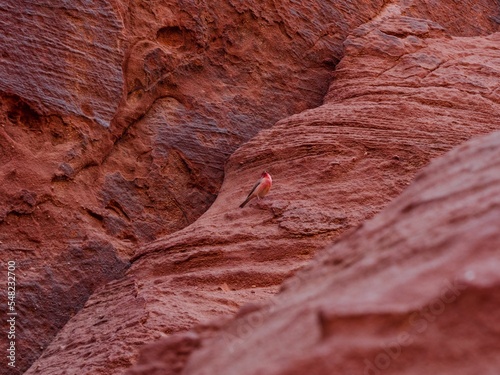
<box><xmin>1</xmin><ymin>0</ymin><xmax>500</xmax><ymax>374</ymax></box>
<box><xmin>0</xmin><ymin>1</ymin><xmax>124</xmax><ymax>125</ymax></box>
<box><xmin>1</xmin><ymin>1</ymin><xmax>385</xmax><ymax>373</ymax></box>
<box><xmin>172</xmin><ymin>129</ymin><xmax>500</xmax><ymax>375</ymax></box>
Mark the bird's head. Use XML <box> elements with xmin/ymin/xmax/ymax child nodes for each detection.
<box><xmin>261</xmin><ymin>171</ymin><xmax>271</xmax><ymax>179</ymax></box>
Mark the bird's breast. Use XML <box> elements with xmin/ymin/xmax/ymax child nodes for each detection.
<box><xmin>256</xmin><ymin>179</ymin><xmax>272</xmax><ymax>197</ymax></box>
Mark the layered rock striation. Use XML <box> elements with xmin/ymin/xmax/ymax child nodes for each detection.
<box><xmin>1</xmin><ymin>0</ymin><xmax>500</xmax><ymax>374</ymax></box>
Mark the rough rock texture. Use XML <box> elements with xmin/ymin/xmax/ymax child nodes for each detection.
<box><xmin>1</xmin><ymin>1</ymin><xmax>385</xmax><ymax>373</ymax></box>
<box><xmin>19</xmin><ymin>1</ymin><xmax>500</xmax><ymax>374</ymax></box>
<box><xmin>164</xmin><ymin>129</ymin><xmax>500</xmax><ymax>375</ymax></box>
<box><xmin>2</xmin><ymin>0</ymin><xmax>500</xmax><ymax>374</ymax></box>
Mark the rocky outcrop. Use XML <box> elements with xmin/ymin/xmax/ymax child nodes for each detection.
<box><xmin>156</xmin><ymin>128</ymin><xmax>500</xmax><ymax>375</ymax></box>
<box><xmin>20</xmin><ymin>1</ymin><xmax>500</xmax><ymax>374</ymax></box>
<box><xmin>1</xmin><ymin>1</ymin><xmax>384</xmax><ymax>373</ymax></box>
<box><xmin>2</xmin><ymin>0</ymin><xmax>500</xmax><ymax>374</ymax></box>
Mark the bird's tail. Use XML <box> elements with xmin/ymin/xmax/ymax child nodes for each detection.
<box><xmin>239</xmin><ymin>197</ymin><xmax>251</xmax><ymax>208</ymax></box>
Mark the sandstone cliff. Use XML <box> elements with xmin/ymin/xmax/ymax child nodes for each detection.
<box><xmin>130</xmin><ymin>125</ymin><xmax>500</xmax><ymax>375</ymax></box>
<box><xmin>1</xmin><ymin>0</ymin><xmax>500</xmax><ymax>374</ymax></box>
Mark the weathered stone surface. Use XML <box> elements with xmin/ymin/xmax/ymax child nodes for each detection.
<box><xmin>1</xmin><ymin>1</ymin><xmax>387</xmax><ymax>373</ymax></box>
<box><xmin>107</xmin><ymin>0</ymin><xmax>388</xmax><ymax>231</ymax></box>
<box><xmin>2</xmin><ymin>0</ymin><xmax>500</xmax><ymax>374</ymax></box>
<box><xmin>0</xmin><ymin>93</ymin><xmax>129</xmax><ymax>373</ymax></box>
<box><xmin>172</xmin><ymin>129</ymin><xmax>500</xmax><ymax>375</ymax></box>
<box><xmin>0</xmin><ymin>4</ymin><xmax>128</xmax><ymax>370</ymax></box>
<box><xmin>0</xmin><ymin>0</ymin><xmax>124</xmax><ymax>127</ymax></box>
<box><xmin>23</xmin><ymin>4</ymin><xmax>500</xmax><ymax>374</ymax></box>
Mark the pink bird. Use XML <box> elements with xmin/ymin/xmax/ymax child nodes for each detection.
<box><xmin>239</xmin><ymin>171</ymin><xmax>273</xmax><ymax>208</ymax></box>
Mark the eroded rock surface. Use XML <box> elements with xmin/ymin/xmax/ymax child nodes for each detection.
<box><xmin>167</xmin><ymin>129</ymin><xmax>500</xmax><ymax>375</ymax></box>
<box><xmin>2</xmin><ymin>0</ymin><xmax>500</xmax><ymax>374</ymax></box>
<box><xmin>21</xmin><ymin>2</ymin><xmax>500</xmax><ymax>374</ymax></box>
<box><xmin>1</xmin><ymin>1</ymin><xmax>384</xmax><ymax>373</ymax></box>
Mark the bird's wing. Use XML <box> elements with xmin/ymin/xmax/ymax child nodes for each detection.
<box><xmin>245</xmin><ymin>178</ymin><xmax>262</xmax><ymax>198</ymax></box>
